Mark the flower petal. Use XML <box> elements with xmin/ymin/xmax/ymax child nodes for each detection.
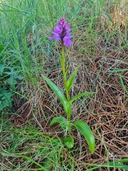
<box><xmin>50</xmin><ymin>35</ymin><xmax>60</xmax><ymax>41</ymax></box>
<box><xmin>63</xmin><ymin>36</ymin><xmax>72</xmax><ymax>46</ymax></box>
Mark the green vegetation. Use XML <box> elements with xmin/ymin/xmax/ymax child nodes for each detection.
<box><xmin>0</xmin><ymin>0</ymin><xmax>128</xmax><ymax>170</ymax></box>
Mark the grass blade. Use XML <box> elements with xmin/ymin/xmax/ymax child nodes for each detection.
<box><xmin>109</xmin><ymin>69</ymin><xmax>128</xmax><ymax>73</ymax></box>
<box><xmin>119</xmin><ymin>74</ymin><xmax>128</xmax><ymax>95</ymax></box>
<box><xmin>21</xmin><ymin>155</ymin><xmax>47</xmax><ymax>170</ymax></box>
<box><xmin>86</xmin><ymin>158</ymin><xmax>128</xmax><ymax>171</ymax></box>
<box><xmin>104</xmin><ymin>11</ymin><xmax>114</xmax><ymax>24</ymax></box>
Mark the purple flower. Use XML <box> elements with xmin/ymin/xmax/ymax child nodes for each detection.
<box><xmin>50</xmin><ymin>18</ymin><xmax>72</xmax><ymax>46</ymax></box>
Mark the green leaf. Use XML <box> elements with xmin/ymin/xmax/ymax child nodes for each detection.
<box><xmin>42</xmin><ymin>75</ymin><xmax>70</xmax><ymax>115</ymax></box>
<box><xmin>119</xmin><ymin>74</ymin><xmax>128</xmax><ymax>95</ymax></box>
<box><xmin>50</xmin><ymin>116</ymin><xmax>73</xmax><ymax>132</ymax></box>
<box><xmin>104</xmin><ymin>12</ymin><xmax>114</xmax><ymax>24</ymax></box>
<box><xmin>109</xmin><ymin>69</ymin><xmax>128</xmax><ymax>73</ymax></box>
<box><xmin>87</xmin><ymin>0</ymin><xmax>94</xmax><ymax>4</ymax></box>
<box><xmin>66</xmin><ymin>66</ymin><xmax>79</xmax><ymax>91</ymax></box>
<box><xmin>61</xmin><ymin>136</ymin><xmax>74</xmax><ymax>148</ymax></box>
<box><xmin>21</xmin><ymin>155</ymin><xmax>47</xmax><ymax>170</ymax></box>
<box><xmin>50</xmin><ymin>116</ymin><xmax>67</xmax><ymax>131</ymax></box>
<box><xmin>73</xmin><ymin>120</ymin><xmax>95</xmax><ymax>154</ymax></box>
<box><xmin>70</xmin><ymin>91</ymin><xmax>95</xmax><ymax>104</ymax></box>
<box><xmin>86</xmin><ymin>158</ymin><xmax>128</xmax><ymax>171</ymax></box>
<box><xmin>0</xmin><ymin>89</ymin><xmax>12</xmax><ymax>110</ymax></box>
<box><xmin>0</xmin><ymin>44</ymin><xmax>4</xmax><ymax>53</ymax></box>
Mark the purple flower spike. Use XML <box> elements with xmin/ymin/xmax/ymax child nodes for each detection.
<box><xmin>50</xmin><ymin>18</ymin><xmax>72</xmax><ymax>46</ymax></box>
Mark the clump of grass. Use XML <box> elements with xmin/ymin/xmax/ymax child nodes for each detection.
<box><xmin>0</xmin><ymin>0</ymin><xmax>128</xmax><ymax>170</ymax></box>
<box><xmin>0</xmin><ymin>114</ymin><xmax>67</xmax><ymax>170</ymax></box>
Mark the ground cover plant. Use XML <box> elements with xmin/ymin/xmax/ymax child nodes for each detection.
<box><xmin>0</xmin><ymin>0</ymin><xmax>128</xmax><ymax>170</ymax></box>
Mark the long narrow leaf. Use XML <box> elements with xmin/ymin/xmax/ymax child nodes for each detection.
<box><xmin>0</xmin><ymin>44</ymin><xmax>4</xmax><ymax>53</ymax></box>
<box><xmin>73</xmin><ymin>120</ymin><xmax>95</xmax><ymax>154</ymax></box>
<box><xmin>50</xmin><ymin>116</ymin><xmax>67</xmax><ymax>131</ymax></box>
<box><xmin>66</xmin><ymin>66</ymin><xmax>79</xmax><ymax>91</ymax></box>
<box><xmin>21</xmin><ymin>155</ymin><xmax>47</xmax><ymax>170</ymax></box>
<box><xmin>104</xmin><ymin>12</ymin><xmax>114</xmax><ymax>24</ymax></box>
<box><xmin>109</xmin><ymin>69</ymin><xmax>128</xmax><ymax>73</ymax></box>
<box><xmin>86</xmin><ymin>158</ymin><xmax>128</xmax><ymax>171</ymax></box>
<box><xmin>119</xmin><ymin>74</ymin><xmax>128</xmax><ymax>95</ymax></box>
<box><xmin>70</xmin><ymin>91</ymin><xmax>95</xmax><ymax>104</ymax></box>
<box><xmin>42</xmin><ymin>75</ymin><xmax>70</xmax><ymax>114</ymax></box>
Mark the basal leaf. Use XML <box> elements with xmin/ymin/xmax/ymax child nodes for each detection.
<box><xmin>61</xmin><ymin>136</ymin><xmax>74</xmax><ymax>148</ymax></box>
<box><xmin>50</xmin><ymin>116</ymin><xmax>67</xmax><ymax>131</ymax></box>
<box><xmin>66</xmin><ymin>66</ymin><xmax>79</xmax><ymax>91</ymax></box>
<box><xmin>73</xmin><ymin>120</ymin><xmax>95</xmax><ymax>154</ymax></box>
<box><xmin>70</xmin><ymin>91</ymin><xmax>95</xmax><ymax>104</ymax></box>
<box><xmin>42</xmin><ymin>75</ymin><xmax>70</xmax><ymax>115</ymax></box>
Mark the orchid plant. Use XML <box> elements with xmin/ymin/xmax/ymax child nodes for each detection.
<box><xmin>42</xmin><ymin>18</ymin><xmax>95</xmax><ymax>153</ymax></box>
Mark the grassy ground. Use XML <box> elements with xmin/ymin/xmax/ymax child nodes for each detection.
<box><xmin>0</xmin><ymin>0</ymin><xmax>128</xmax><ymax>170</ymax></box>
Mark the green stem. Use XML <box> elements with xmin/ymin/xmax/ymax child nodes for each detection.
<box><xmin>60</xmin><ymin>43</ymin><xmax>71</xmax><ymax>133</ymax></box>
<box><xmin>61</xmin><ymin>43</ymin><xmax>70</xmax><ymax>101</ymax></box>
